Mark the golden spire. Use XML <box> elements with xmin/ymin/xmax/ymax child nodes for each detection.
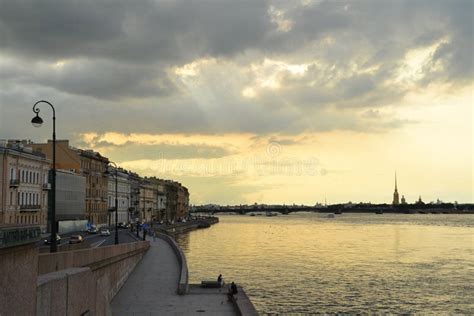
<box><xmin>395</xmin><ymin>171</ymin><xmax>398</xmax><ymax>192</ymax></box>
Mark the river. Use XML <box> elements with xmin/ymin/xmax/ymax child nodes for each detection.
<box><xmin>175</xmin><ymin>213</ymin><xmax>474</xmax><ymax>314</ymax></box>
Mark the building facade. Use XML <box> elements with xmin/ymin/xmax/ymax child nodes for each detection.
<box><xmin>107</xmin><ymin>168</ymin><xmax>131</xmax><ymax>225</ymax></box>
<box><xmin>147</xmin><ymin>177</ymin><xmax>167</xmax><ymax>222</ymax></box>
<box><xmin>0</xmin><ymin>140</ymin><xmax>51</xmax><ymax>231</ymax></box>
<box><xmin>139</xmin><ymin>180</ymin><xmax>155</xmax><ymax>223</ymax></box>
<box><xmin>128</xmin><ymin>171</ymin><xmax>141</xmax><ymax>223</ymax></box>
<box><xmin>54</xmin><ymin>169</ymin><xmax>86</xmax><ymax>221</ymax></box>
<box><xmin>31</xmin><ymin>141</ymin><xmax>109</xmax><ymax>225</ymax></box>
<box><xmin>78</xmin><ymin>150</ymin><xmax>109</xmax><ymax>225</ymax></box>
<box><xmin>164</xmin><ymin>181</ymin><xmax>178</xmax><ymax>222</ymax></box>
<box><xmin>177</xmin><ymin>185</ymin><xmax>189</xmax><ymax>220</ymax></box>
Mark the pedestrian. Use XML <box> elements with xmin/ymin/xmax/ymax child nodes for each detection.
<box><xmin>228</xmin><ymin>282</ymin><xmax>238</xmax><ymax>301</ymax></box>
<box><xmin>231</xmin><ymin>282</ymin><xmax>238</xmax><ymax>295</ymax></box>
<box><xmin>217</xmin><ymin>274</ymin><xmax>223</xmax><ymax>286</ymax></box>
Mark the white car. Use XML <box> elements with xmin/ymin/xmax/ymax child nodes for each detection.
<box><xmin>100</xmin><ymin>229</ymin><xmax>111</xmax><ymax>236</ymax></box>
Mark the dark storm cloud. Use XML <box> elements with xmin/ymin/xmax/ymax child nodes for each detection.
<box><xmin>0</xmin><ymin>0</ymin><xmax>472</xmax><ymax>137</ymax></box>
<box><xmin>0</xmin><ymin>0</ymin><xmax>271</xmax><ymax>63</ymax></box>
<box><xmin>1</xmin><ymin>58</ymin><xmax>174</xmax><ymax>99</ymax></box>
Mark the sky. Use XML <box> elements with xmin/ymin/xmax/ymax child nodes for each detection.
<box><xmin>0</xmin><ymin>0</ymin><xmax>472</xmax><ymax>205</ymax></box>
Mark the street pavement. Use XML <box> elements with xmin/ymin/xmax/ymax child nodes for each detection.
<box><xmin>111</xmin><ymin>235</ymin><xmax>237</xmax><ymax>315</ymax></box>
<box><xmin>37</xmin><ymin>228</ymin><xmax>137</xmax><ymax>250</ymax></box>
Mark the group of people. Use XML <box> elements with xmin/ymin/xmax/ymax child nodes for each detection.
<box><xmin>217</xmin><ymin>274</ymin><xmax>238</xmax><ymax>300</ymax></box>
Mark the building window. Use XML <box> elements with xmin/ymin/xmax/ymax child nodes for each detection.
<box><xmin>10</xmin><ymin>192</ymin><xmax>13</xmax><ymax>206</ymax></box>
<box><xmin>10</xmin><ymin>168</ymin><xmax>14</xmax><ymax>180</ymax></box>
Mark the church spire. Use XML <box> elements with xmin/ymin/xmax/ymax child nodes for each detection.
<box><xmin>392</xmin><ymin>171</ymin><xmax>400</xmax><ymax>205</ymax></box>
<box><xmin>395</xmin><ymin>171</ymin><xmax>398</xmax><ymax>192</ymax></box>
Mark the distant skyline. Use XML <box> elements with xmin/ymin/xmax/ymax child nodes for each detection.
<box><xmin>1</xmin><ymin>0</ymin><xmax>472</xmax><ymax>204</ymax></box>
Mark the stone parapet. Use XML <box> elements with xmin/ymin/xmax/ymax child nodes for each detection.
<box><xmin>155</xmin><ymin>232</ymin><xmax>189</xmax><ymax>294</ymax></box>
<box><xmin>36</xmin><ymin>241</ymin><xmax>150</xmax><ymax>315</ymax></box>
<box><xmin>0</xmin><ymin>225</ymin><xmax>41</xmax><ymax>315</ymax></box>
<box><xmin>38</xmin><ymin>240</ymin><xmax>149</xmax><ymax>274</ymax></box>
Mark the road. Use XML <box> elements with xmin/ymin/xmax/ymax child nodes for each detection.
<box><xmin>37</xmin><ymin>228</ymin><xmax>138</xmax><ymax>250</ymax></box>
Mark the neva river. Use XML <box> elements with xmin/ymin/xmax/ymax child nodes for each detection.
<box><xmin>175</xmin><ymin>213</ymin><xmax>474</xmax><ymax>314</ymax></box>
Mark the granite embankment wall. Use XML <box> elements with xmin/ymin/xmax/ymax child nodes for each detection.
<box><xmin>0</xmin><ymin>242</ymin><xmax>39</xmax><ymax>315</ymax></box>
<box><xmin>37</xmin><ymin>241</ymin><xmax>149</xmax><ymax>315</ymax></box>
<box><xmin>154</xmin><ymin>216</ymin><xmax>219</xmax><ymax>234</ymax></box>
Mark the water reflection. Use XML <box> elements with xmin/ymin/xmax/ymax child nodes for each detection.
<box><xmin>176</xmin><ymin>213</ymin><xmax>474</xmax><ymax>314</ymax></box>
<box><xmin>174</xmin><ymin>232</ymin><xmax>190</xmax><ymax>252</ymax></box>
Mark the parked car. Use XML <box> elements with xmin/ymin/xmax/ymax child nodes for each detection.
<box><xmin>100</xmin><ymin>228</ymin><xmax>111</xmax><ymax>236</ymax></box>
<box><xmin>118</xmin><ymin>222</ymin><xmax>128</xmax><ymax>229</ymax></box>
<box><xmin>87</xmin><ymin>227</ymin><xmax>98</xmax><ymax>234</ymax></box>
<box><xmin>69</xmin><ymin>235</ymin><xmax>84</xmax><ymax>244</ymax></box>
<box><xmin>44</xmin><ymin>234</ymin><xmax>61</xmax><ymax>245</ymax></box>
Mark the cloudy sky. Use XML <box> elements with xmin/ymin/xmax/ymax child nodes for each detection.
<box><xmin>1</xmin><ymin>0</ymin><xmax>472</xmax><ymax>204</ymax></box>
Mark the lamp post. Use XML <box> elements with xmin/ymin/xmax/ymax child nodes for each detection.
<box><xmin>107</xmin><ymin>161</ymin><xmax>119</xmax><ymax>245</ymax></box>
<box><xmin>32</xmin><ymin>100</ymin><xmax>57</xmax><ymax>253</ymax></box>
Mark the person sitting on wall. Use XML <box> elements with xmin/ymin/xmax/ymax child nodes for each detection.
<box><xmin>228</xmin><ymin>282</ymin><xmax>238</xmax><ymax>301</ymax></box>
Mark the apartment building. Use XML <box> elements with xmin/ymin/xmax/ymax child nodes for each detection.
<box><xmin>0</xmin><ymin>140</ymin><xmax>51</xmax><ymax>231</ymax></box>
<box><xmin>31</xmin><ymin>140</ymin><xmax>109</xmax><ymax>225</ymax></box>
<box><xmin>139</xmin><ymin>180</ymin><xmax>155</xmax><ymax>223</ymax></box>
<box><xmin>107</xmin><ymin>167</ymin><xmax>131</xmax><ymax>225</ymax></box>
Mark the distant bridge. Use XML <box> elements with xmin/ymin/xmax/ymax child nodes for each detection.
<box><xmin>192</xmin><ymin>206</ymin><xmax>472</xmax><ymax>215</ymax></box>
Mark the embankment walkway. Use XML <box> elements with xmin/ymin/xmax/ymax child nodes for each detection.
<box><xmin>111</xmin><ymin>236</ymin><xmax>237</xmax><ymax>315</ymax></box>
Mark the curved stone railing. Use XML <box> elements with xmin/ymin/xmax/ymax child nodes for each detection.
<box><xmin>38</xmin><ymin>241</ymin><xmax>150</xmax><ymax>274</ymax></box>
<box><xmin>155</xmin><ymin>232</ymin><xmax>189</xmax><ymax>295</ymax></box>
<box><xmin>37</xmin><ymin>241</ymin><xmax>150</xmax><ymax>315</ymax></box>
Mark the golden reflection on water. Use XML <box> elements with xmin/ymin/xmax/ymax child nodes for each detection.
<box><xmin>176</xmin><ymin>213</ymin><xmax>474</xmax><ymax>314</ymax></box>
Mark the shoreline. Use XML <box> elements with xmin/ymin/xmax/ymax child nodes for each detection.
<box><xmin>149</xmin><ymin>218</ymin><xmax>259</xmax><ymax>315</ymax></box>
<box><xmin>194</xmin><ymin>209</ymin><xmax>474</xmax><ymax>215</ymax></box>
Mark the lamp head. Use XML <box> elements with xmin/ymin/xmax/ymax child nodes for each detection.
<box><xmin>31</xmin><ymin>113</ymin><xmax>43</xmax><ymax>128</ymax></box>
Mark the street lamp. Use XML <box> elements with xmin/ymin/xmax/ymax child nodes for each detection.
<box><xmin>32</xmin><ymin>100</ymin><xmax>57</xmax><ymax>253</ymax></box>
<box><xmin>106</xmin><ymin>161</ymin><xmax>119</xmax><ymax>245</ymax></box>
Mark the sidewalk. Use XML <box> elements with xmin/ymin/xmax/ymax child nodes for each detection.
<box><xmin>111</xmin><ymin>236</ymin><xmax>237</xmax><ymax>315</ymax></box>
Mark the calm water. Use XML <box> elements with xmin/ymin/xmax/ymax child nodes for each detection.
<box><xmin>175</xmin><ymin>213</ymin><xmax>474</xmax><ymax>314</ymax></box>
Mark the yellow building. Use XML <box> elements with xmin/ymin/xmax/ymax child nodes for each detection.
<box><xmin>0</xmin><ymin>140</ymin><xmax>51</xmax><ymax>231</ymax></box>
<box><xmin>139</xmin><ymin>180</ymin><xmax>155</xmax><ymax>223</ymax></box>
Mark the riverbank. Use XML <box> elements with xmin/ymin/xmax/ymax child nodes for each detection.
<box><xmin>176</xmin><ymin>213</ymin><xmax>474</xmax><ymax>314</ymax></box>
<box><xmin>112</xmin><ymin>231</ymin><xmax>257</xmax><ymax>315</ymax></box>
<box><xmin>152</xmin><ymin>216</ymin><xmax>219</xmax><ymax>234</ymax></box>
